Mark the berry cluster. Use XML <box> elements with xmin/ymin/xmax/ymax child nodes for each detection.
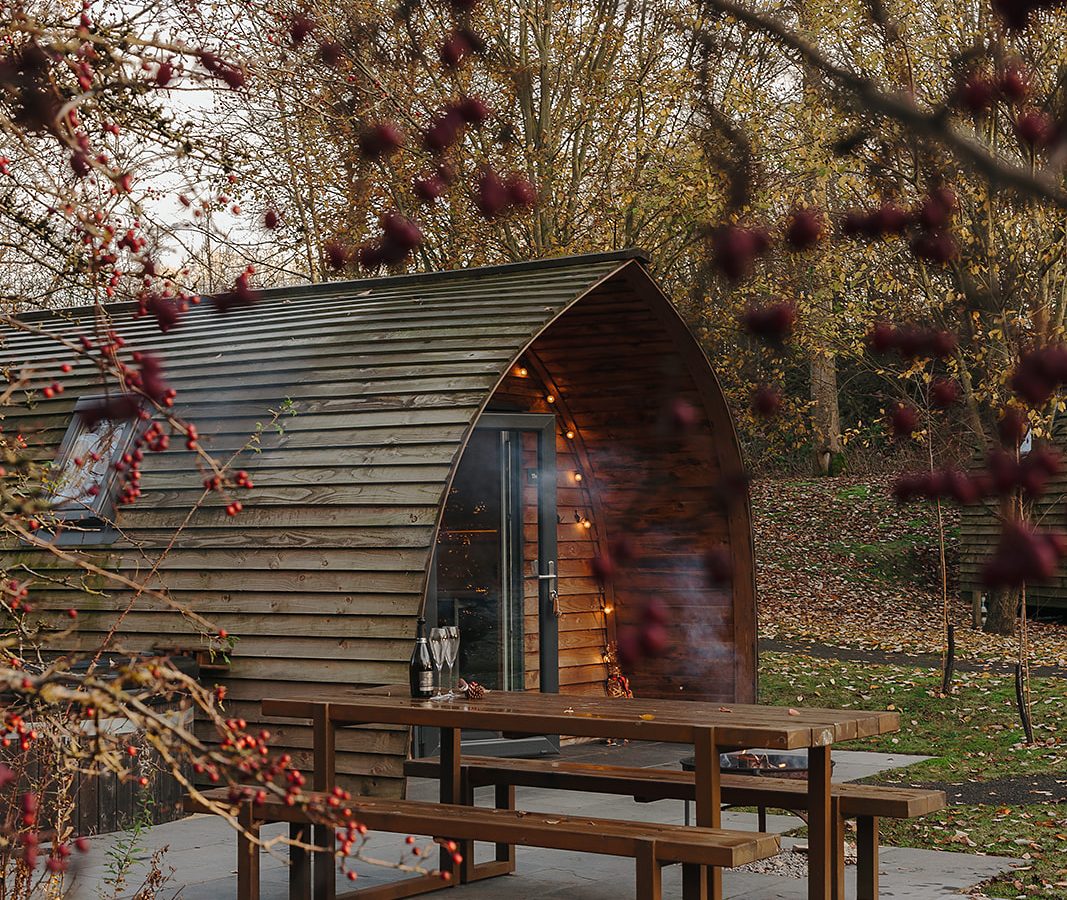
<box><xmin>866</xmin><ymin>322</ymin><xmax>957</xmax><ymax>360</ymax></box>
<box><xmin>710</xmin><ymin>224</ymin><xmax>772</xmax><ymax>281</ymax></box>
<box><xmin>616</xmin><ymin>598</ymin><xmax>671</xmax><ymax>666</ymax></box>
<box><xmin>1010</xmin><ymin>344</ymin><xmax>1067</xmax><ymax>406</ymax></box>
<box><xmin>282</xmin><ymin>2</ymin><xmax>535</xmax><ymax>272</ymax></box>
<box><xmin>844</xmin><ymin>188</ymin><xmax>959</xmax><ymax>264</ymax></box>
<box><xmin>893</xmin><ymin>445</ymin><xmax>1062</xmax><ymax>504</ymax></box>
<box><xmin>983</xmin><ymin>521</ymin><xmax>1067</xmax><ymax>587</ymax></box>
<box><xmin>741</xmin><ymin>300</ymin><xmax>797</xmax><ymax>345</ymax></box>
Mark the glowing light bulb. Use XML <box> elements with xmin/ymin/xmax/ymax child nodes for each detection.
<box><xmin>565</xmin><ymin>429</ymin><xmax>575</xmax><ymax>440</ymax></box>
<box><xmin>581</xmin><ymin>518</ymin><xmax>592</xmax><ymax>529</ymax></box>
<box><xmin>574</xmin><ymin>471</ymin><xmax>583</xmax><ymax>483</ymax></box>
<box><xmin>603</xmin><ymin>605</ymin><xmax>613</xmax><ymax>614</ymax></box>
<box><xmin>517</xmin><ymin>366</ymin><xmax>528</xmax><ymax>377</ymax></box>
<box><xmin>546</xmin><ymin>394</ymin><xmax>556</xmax><ymax>404</ymax></box>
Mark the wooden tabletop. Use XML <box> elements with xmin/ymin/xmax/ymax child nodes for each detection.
<box><xmin>263</xmin><ymin>687</ymin><xmax>899</xmax><ymax>750</ymax></box>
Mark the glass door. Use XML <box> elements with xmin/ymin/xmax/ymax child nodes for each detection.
<box><xmin>418</xmin><ymin>413</ymin><xmax>558</xmax><ymax>757</ymax></box>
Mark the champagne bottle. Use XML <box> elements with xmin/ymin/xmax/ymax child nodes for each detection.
<box><xmin>409</xmin><ymin>616</ymin><xmax>434</xmax><ymax>699</ymax></box>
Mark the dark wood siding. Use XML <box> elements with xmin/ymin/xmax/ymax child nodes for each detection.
<box><xmin>2</xmin><ymin>251</ymin><xmax>755</xmax><ymax>797</ymax></box>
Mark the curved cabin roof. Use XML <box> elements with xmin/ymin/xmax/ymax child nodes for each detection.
<box><xmin>4</xmin><ymin>250</ymin><xmax>754</xmax><ymax>788</ymax></box>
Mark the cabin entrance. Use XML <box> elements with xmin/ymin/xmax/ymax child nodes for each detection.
<box><xmin>419</xmin><ymin>413</ymin><xmax>559</xmax><ymax>757</ymax></box>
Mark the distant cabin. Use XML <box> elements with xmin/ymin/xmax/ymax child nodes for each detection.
<box><xmin>960</xmin><ymin>429</ymin><xmax>1067</xmax><ymax>617</ymax></box>
<box><xmin>3</xmin><ymin>250</ymin><xmax>756</xmax><ymax>796</ymax></box>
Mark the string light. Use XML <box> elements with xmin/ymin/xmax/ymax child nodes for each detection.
<box><xmin>573</xmin><ymin>471</ymin><xmax>583</xmax><ymax>483</ymax></box>
<box><xmin>581</xmin><ymin>518</ymin><xmax>592</xmax><ymax>529</ymax></box>
<box><xmin>565</xmin><ymin>429</ymin><xmax>575</xmax><ymax>440</ymax></box>
<box><xmin>545</xmin><ymin>394</ymin><xmax>556</xmax><ymax>404</ymax></box>
<box><xmin>517</xmin><ymin>366</ymin><xmax>528</xmax><ymax>377</ymax></box>
<box><xmin>603</xmin><ymin>605</ymin><xmax>613</xmax><ymax>614</ymax></box>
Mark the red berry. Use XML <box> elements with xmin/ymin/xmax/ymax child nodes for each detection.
<box><xmin>505</xmin><ymin>174</ymin><xmax>536</xmax><ymax>209</ymax></box>
<box><xmin>456</xmin><ymin>96</ymin><xmax>490</xmax><ymax>125</ymax></box>
<box><xmin>358</xmin><ymin>122</ymin><xmax>405</xmax><ymax>160</ymax></box>
<box><xmin>474</xmin><ymin>169</ymin><xmax>508</xmax><ymax>218</ymax></box>
<box><xmin>414</xmin><ymin>174</ymin><xmax>445</xmax><ymax>202</ymax></box>
<box><xmin>889</xmin><ymin>403</ymin><xmax>920</xmax><ymax>440</ymax></box>
<box><xmin>290</xmin><ymin>14</ymin><xmax>315</xmax><ymax>46</ymax></box>
<box><xmin>1016</xmin><ymin>109</ymin><xmax>1054</xmax><ymax>148</ymax></box>
<box><xmin>438</xmin><ymin>31</ymin><xmax>473</xmax><ymax>68</ymax></box>
<box><xmin>999</xmin><ymin>65</ymin><xmax>1029</xmax><ymax>104</ymax></box>
<box><xmin>958</xmin><ymin>72</ymin><xmax>996</xmax><ymax>114</ymax></box>
<box><xmin>750</xmin><ymin>385</ymin><xmax>783</xmax><ymax>417</ymax></box>
<box><xmin>930</xmin><ymin>377</ymin><xmax>960</xmax><ymax>407</ymax></box>
<box><xmin>741</xmin><ymin>300</ymin><xmax>796</xmax><ymax>344</ymax></box>
<box><xmin>784</xmin><ymin>207</ymin><xmax>824</xmax><ymax>250</ymax></box>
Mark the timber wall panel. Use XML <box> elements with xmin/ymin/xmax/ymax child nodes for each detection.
<box><xmin>2</xmin><ymin>252</ymin><xmax>755</xmax><ymax>798</ymax></box>
<box><xmin>2</xmin><ymin>258</ymin><xmax>629</xmax><ymax>797</ymax></box>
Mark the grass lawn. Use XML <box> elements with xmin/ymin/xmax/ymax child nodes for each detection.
<box><xmin>759</xmin><ymin>651</ymin><xmax>1067</xmax><ymax>897</ymax></box>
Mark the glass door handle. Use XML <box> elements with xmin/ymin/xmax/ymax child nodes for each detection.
<box><xmin>536</xmin><ymin>561</ymin><xmax>560</xmax><ymax>617</ymax></box>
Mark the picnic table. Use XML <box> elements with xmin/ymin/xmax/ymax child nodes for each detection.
<box><xmin>263</xmin><ymin>687</ymin><xmax>899</xmax><ymax>900</ymax></box>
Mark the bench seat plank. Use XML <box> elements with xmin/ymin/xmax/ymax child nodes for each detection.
<box><xmin>404</xmin><ymin>757</ymin><xmax>946</xmax><ymax>819</ymax></box>
<box><xmin>186</xmin><ymin>789</ymin><xmax>780</xmax><ymax>869</ymax></box>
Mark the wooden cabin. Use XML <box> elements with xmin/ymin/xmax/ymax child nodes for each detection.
<box><xmin>3</xmin><ymin>250</ymin><xmax>755</xmax><ymax>796</ymax></box>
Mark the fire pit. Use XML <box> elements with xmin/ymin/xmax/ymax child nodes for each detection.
<box><xmin>679</xmin><ymin>750</ymin><xmax>832</xmax><ymax>827</ymax></box>
<box><xmin>680</xmin><ymin>749</ymin><xmax>821</xmax><ymax>778</ymax></box>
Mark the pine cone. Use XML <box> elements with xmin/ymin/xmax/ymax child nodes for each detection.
<box><xmin>465</xmin><ymin>680</ymin><xmax>486</xmax><ymax>700</ymax></box>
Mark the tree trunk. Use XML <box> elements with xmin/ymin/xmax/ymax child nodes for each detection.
<box><xmin>810</xmin><ymin>350</ymin><xmax>843</xmax><ymax>475</ymax></box>
<box><xmin>983</xmin><ymin>587</ymin><xmax>1018</xmax><ymax>636</ymax></box>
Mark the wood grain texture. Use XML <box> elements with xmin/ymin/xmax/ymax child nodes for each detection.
<box><xmin>1</xmin><ymin>250</ymin><xmax>756</xmax><ymax>795</ymax></box>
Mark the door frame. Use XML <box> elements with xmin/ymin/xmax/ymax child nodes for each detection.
<box><xmin>477</xmin><ymin>411</ymin><xmax>559</xmax><ymax>694</ymax></box>
<box><xmin>417</xmin><ymin>412</ymin><xmax>559</xmax><ymax>758</ymax></box>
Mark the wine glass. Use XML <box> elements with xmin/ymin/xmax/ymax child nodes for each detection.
<box><xmin>428</xmin><ymin>627</ymin><xmax>446</xmax><ymax>698</ymax></box>
<box><xmin>444</xmin><ymin>626</ymin><xmax>460</xmax><ymax>695</ymax></box>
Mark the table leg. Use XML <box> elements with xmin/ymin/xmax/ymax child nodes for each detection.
<box><xmin>830</xmin><ymin>797</ymin><xmax>845</xmax><ymax>900</ymax></box>
<box><xmin>807</xmin><ymin>745</ymin><xmax>832</xmax><ymax>900</ymax></box>
<box><xmin>439</xmin><ymin>727</ymin><xmax>462</xmax><ymax>884</ymax></box>
<box><xmin>312</xmin><ymin>705</ymin><xmax>337</xmax><ymax>900</ymax></box>
<box><xmin>691</xmin><ymin>728</ymin><xmax>722</xmax><ymax>900</ymax></box>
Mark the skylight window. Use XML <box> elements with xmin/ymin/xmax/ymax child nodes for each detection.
<box><xmin>47</xmin><ymin>396</ymin><xmax>139</xmax><ymax>525</ymax></box>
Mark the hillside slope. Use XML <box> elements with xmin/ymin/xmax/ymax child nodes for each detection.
<box><xmin>751</xmin><ymin>476</ymin><xmax>1067</xmax><ymax>667</ymax></box>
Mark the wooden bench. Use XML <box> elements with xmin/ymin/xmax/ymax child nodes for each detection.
<box><xmin>405</xmin><ymin>756</ymin><xmax>947</xmax><ymax>900</ymax></box>
<box><xmin>186</xmin><ymin>786</ymin><xmax>779</xmax><ymax>900</ymax></box>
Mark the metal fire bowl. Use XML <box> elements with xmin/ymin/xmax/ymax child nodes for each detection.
<box><xmin>680</xmin><ymin>749</ymin><xmax>832</xmax><ymax>779</ymax></box>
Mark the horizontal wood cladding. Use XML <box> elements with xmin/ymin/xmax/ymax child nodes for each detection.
<box><xmin>0</xmin><ymin>251</ymin><xmax>754</xmax><ymax>794</ymax></box>
<box><xmin>518</xmin><ymin>273</ymin><xmax>753</xmax><ymax>705</ymax></box>
<box><xmin>1</xmin><ymin>255</ymin><xmax>632</xmax><ymax>795</ymax></box>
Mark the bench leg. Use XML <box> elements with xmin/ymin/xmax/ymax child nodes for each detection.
<box><xmin>830</xmin><ymin>798</ymin><xmax>845</xmax><ymax>900</ymax></box>
<box><xmin>237</xmin><ymin>803</ymin><xmax>261</xmax><ymax>900</ymax></box>
<box><xmin>856</xmin><ymin>816</ymin><xmax>879</xmax><ymax>900</ymax></box>
<box><xmin>635</xmin><ymin>840</ymin><xmax>662</xmax><ymax>900</ymax></box>
<box><xmin>461</xmin><ymin>780</ymin><xmax>516</xmax><ymax>884</ymax></box>
<box><xmin>313</xmin><ymin>821</ymin><xmax>336</xmax><ymax>900</ymax></box>
<box><xmin>494</xmin><ymin>783</ymin><xmax>517</xmax><ymax>870</ymax></box>
<box><xmin>682</xmin><ymin>864</ymin><xmax>708</xmax><ymax>900</ymax></box>
<box><xmin>290</xmin><ymin>823</ymin><xmax>311</xmax><ymax>900</ymax></box>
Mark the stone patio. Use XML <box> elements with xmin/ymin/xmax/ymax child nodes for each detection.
<box><xmin>61</xmin><ymin>743</ymin><xmax>1021</xmax><ymax>899</ymax></box>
